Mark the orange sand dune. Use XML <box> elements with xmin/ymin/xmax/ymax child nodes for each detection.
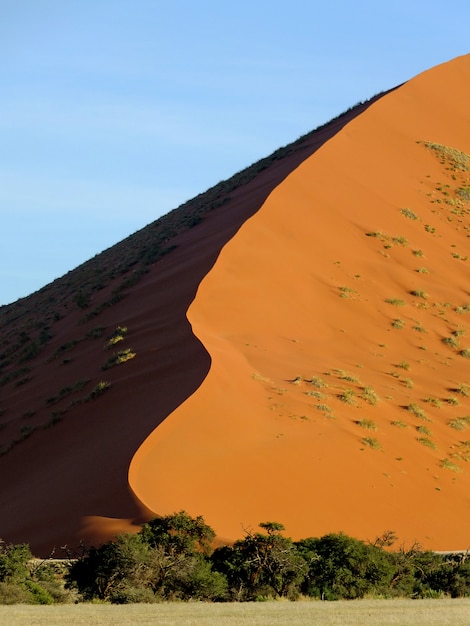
<box><xmin>0</xmin><ymin>56</ymin><xmax>469</xmax><ymax>557</ymax></box>
<box><xmin>130</xmin><ymin>55</ymin><xmax>470</xmax><ymax>551</ymax></box>
<box><xmin>0</xmin><ymin>88</ymin><xmax>378</xmax><ymax>556</ymax></box>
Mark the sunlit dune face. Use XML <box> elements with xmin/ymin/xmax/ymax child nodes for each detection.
<box><xmin>130</xmin><ymin>55</ymin><xmax>470</xmax><ymax>551</ymax></box>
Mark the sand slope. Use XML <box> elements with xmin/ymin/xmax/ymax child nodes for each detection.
<box><xmin>130</xmin><ymin>55</ymin><xmax>470</xmax><ymax>550</ymax></box>
<box><xmin>0</xmin><ymin>88</ymin><xmax>378</xmax><ymax>555</ymax></box>
<box><xmin>0</xmin><ymin>56</ymin><xmax>469</xmax><ymax>556</ymax></box>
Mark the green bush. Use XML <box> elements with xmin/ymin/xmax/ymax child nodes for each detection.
<box><xmin>0</xmin><ymin>582</ymin><xmax>33</xmax><ymax>604</ymax></box>
<box><xmin>296</xmin><ymin>533</ymin><xmax>394</xmax><ymax>600</ymax></box>
<box><xmin>211</xmin><ymin>522</ymin><xmax>306</xmax><ymax>601</ymax></box>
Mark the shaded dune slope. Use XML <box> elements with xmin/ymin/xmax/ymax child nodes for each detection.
<box><xmin>0</xmin><ymin>93</ymin><xmax>383</xmax><ymax>556</ymax></box>
<box><xmin>130</xmin><ymin>55</ymin><xmax>470</xmax><ymax>551</ymax></box>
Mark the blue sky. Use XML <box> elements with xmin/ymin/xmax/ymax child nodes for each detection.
<box><xmin>1</xmin><ymin>1</ymin><xmax>469</xmax><ymax>305</ymax></box>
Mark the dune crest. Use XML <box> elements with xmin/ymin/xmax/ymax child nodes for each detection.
<box><xmin>130</xmin><ymin>55</ymin><xmax>470</xmax><ymax>550</ymax></box>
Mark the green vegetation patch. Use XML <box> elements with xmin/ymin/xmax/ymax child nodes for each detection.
<box><xmin>361</xmin><ymin>437</ymin><xmax>382</xmax><ymax>450</ymax></box>
<box><xmin>355</xmin><ymin>419</ymin><xmax>378</xmax><ymax>430</ymax></box>
<box><xmin>337</xmin><ymin>388</ymin><xmax>356</xmax><ymax>404</ymax></box>
<box><xmin>85</xmin><ymin>381</ymin><xmax>111</xmax><ymax>401</ymax></box>
<box><xmin>406</xmin><ymin>403</ymin><xmax>427</xmax><ymax>420</ymax></box>
<box><xmin>385</xmin><ymin>298</ymin><xmax>406</xmax><ymax>306</ymax></box>
<box><xmin>360</xmin><ymin>387</ymin><xmax>379</xmax><ymax>406</ymax></box>
<box><xmin>416</xmin><ymin>437</ymin><xmax>437</xmax><ymax>449</ymax></box>
<box><xmin>401</xmin><ymin>208</ymin><xmax>418</xmax><ymax>220</ymax></box>
<box><xmin>448</xmin><ymin>417</ymin><xmax>470</xmax><ymax>431</ymax></box>
<box><xmin>440</xmin><ymin>458</ymin><xmax>462</xmax><ymax>473</ymax></box>
<box><xmin>102</xmin><ymin>348</ymin><xmax>136</xmax><ymax>370</ymax></box>
<box><xmin>422</xmin><ymin>141</ymin><xmax>470</xmax><ymax>171</ymax></box>
<box><xmin>307</xmin><ymin>376</ymin><xmax>329</xmax><ymax>388</ymax></box>
<box><xmin>106</xmin><ymin>326</ymin><xmax>128</xmax><ymax>349</ymax></box>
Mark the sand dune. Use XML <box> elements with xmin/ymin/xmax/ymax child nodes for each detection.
<box><xmin>129</xmin><ymin>55</ymin><xmax>470</xmax><ymax>551</ymax></box>
<box><xmin>0</xmin><ymin>55</ymin><xmax>469</xmax><ymax>556</ymax></box>
<box><xmin>0</xmin><ymin>86</ymin><xmax>379</xmax><ymax>556</ymax></box>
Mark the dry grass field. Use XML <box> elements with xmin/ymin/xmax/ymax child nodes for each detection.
<box><xmin>1</xmin><ymin>599</ymin><xmax>470</xmax><ymax>626</ymax></box>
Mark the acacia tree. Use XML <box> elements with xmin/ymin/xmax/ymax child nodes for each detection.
<box><xmin>296</xmin><ymin>533</ymin><xmax>395</xmax><ymax>600</ymax></box>
<box><xmin>67</xmin><ymin>511</ymin><xmax>227</xmax><ymax>602</ymax></box>
<box><xmin>0</xmin><ymin>541</ymin><xmax>31</xmax><ymax>585</ymax></box>
<box><xmin>66</xmin><ymin>533</ymin><xmax>153</xmax><ymax>601</ymax></box>
<box><xmin>139</xmin><ymin>510</ymin><xmax>215</xmax><ymax>557</ymax></box>
<box><xmin>212</xmin><ymin>521</ymin><xmax>306</xmax><ymax>600</ymax></box>
<box><xmin>0</xmin><ymin>539</ymin><xmax>57</xmax><ymax>604</ymax></box>
<box><xmin>425</xmin><ymin>553</ymin><xmax>470</xmax><ymax>598</ymax></box>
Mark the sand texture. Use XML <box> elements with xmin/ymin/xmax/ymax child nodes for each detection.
<box><xmin>0</xmin><ymin>55</ymin><xmax>469</xmax><ymax>555</ymax></box>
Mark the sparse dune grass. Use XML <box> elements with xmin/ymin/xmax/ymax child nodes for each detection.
<box><xmin>308</xmin><ymin>376</ymin><xmax>329</xmax><ymax>388</ymax></box>
<box><xmin>361</xmin><ymin>436</ymin><xmax>382</xmax><ymax>450</ymax></box>
<box><xmin>2</xmin><ymin>599</ymin><xmax>470</xmax><ymax>626</ymax></box>
<box><xmin>360</xmin><ymin>386</ymin><xmax>379</xmax><ymax>405</ymax></box>
<box><xmin>337</xmin><ymin>388</ymin><xmax>356</xmax><ymax>404</ymax></box>
<box><xmin>448</xmin><ymin>417</ymin><xmax>470</xmax><ymax>431</ymax></box>
<box><xmin>355</xmin><ymin>418</ymin><xmax>378</xmax><ymax>430</ymax></box>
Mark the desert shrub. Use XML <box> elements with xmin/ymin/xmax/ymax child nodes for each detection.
<box><xmin>417</xmin><ymin>437</ymin><xmax>437</xmax><ymax>449</ymax></box>
<box><xmin>392</xmin><ymin>235</ymin><xmax>408</xmax><ymax>246</ymax></box>
<box><xmin>86</xmin><ymin>326</ymin><xmax>104</xmax><ymax>339</ymax></box>
<box><xmin>67</xmin><ymin>533</ymin><xmax>154</xmax><ymax>601</ymax></box>
<box><xmin>385</xmin><ymin>298</ymin><xmax>406</xmax><ymax>306</ymax></box>
<box><xmin>212</xmin><ymin>522</ymin><xmax>306</xmax><ymax>601</ymax></box>
<box><xmin>338</xmin><ymin>388</ymin><xmax>356</xmax><ymax>404</ymax></box>
<box><xmin>410</xmin><ymin>290</ymin><xmax>428</xmax><ymax>299</ymax></box>
<box><xmin>401</xmin><ymin>208</ymin><xmax>418</xmax><ymax>220</ymax></box>
<box><xmin>308</xmin><ymin>376</ymin><xmax>328</xmax><ymax>388</ymax></box>
<box><xmin>140</xmin><ymin>510</ymin><xmax>215</xmax><ymax>558</ymax></box>
<box><xmin>443</xmin><ymin>336</ymin><xmax>459</xmax><ymax>348</ymax></box>
<box><xmin>22</xmin><ymin>579</ymin><xmax>54</xmax><ymax>604</ymax></box>
<box><xmin>360</xmin><ymin>387</ymin><xmax>379</xmax><ymax>405</ymax></box>
<box><xmin>0</xmin><ymin>541</ymin><xmax>63</xmax><ymax>604</ymax></box>
<box><xmin>425</xmin><ymin>554</ymin><xmax>470</xmax><ymax>597</ymax></box>
<box><xmin>355</xmin><ymin>419</ymin><xmax>377</xmax><ymax>430</ymax></box>
<box><xmin>168</xmin><ymin>555</ymin><xmax>228</xmax><ymax>601</ymax></box>
<box><xmin>74</xmin><ymin>290</ymin><xmax>91</xmax><ymax>309</ymax></box>
<box><xmin>439</xmin><ymin>458</ymin><xmax>462</xmax><ymax>473</ymax></box>
<box><xmin>110</xmin><ymin>585</ymin><xmax>157</xmax><ymax>604</ymax></box>
<box><xmin>406</xmin><ymin>403</ymin><xmax>426</xmax><ymax>419</ymax></box>
<box><xmin>448</xmin><ymin>417</ymin><xmax>470</xmax><ymax>431</ymax></box>
<box><xmin>85</xmin><ymin>381</ymin><xmax>111</xmax><ymax>401</ymax></box>
<box><xmin>296</xmin><ymin>533</ymin><xmax>394</xmax><ymax>600</ymax></box>
<box><xmin>68</xmin><ymin>511</ymin><xmax>226</xmax><ymax>602</ymax></box>
<box><xmin>387</xmin><ymin>545</ymin><xmax>445</xmax><ymax>598</ymax></box>
<box><xmin>102</xmin><ymin>349</ymin><xmax>136</xmax><ymax>370</ymax></box>
<box><xmin>0</xmin><ymin>581</ymin><xmax>33</xmax><ymax>604</ymax></box>
<box><xmin>455</xmin><ymin>383</ymin><xmax>469</xmax><ymax>397</ymax></box>
<box><xmin>416</xmin><ymin>425</ymin><xmax>432</xmax><ymax>436</ymax></box>
<box><xmin>0</xmin><ymin>541</ymin><xmax>32</xmax><ymax>584</ymax></box>
<box><xmin>397</xmin><ymin>361</ymin><xmax>410</xmax><ymax>370</ymax></box>
<box><xmin>361</xmin><ymin>437</ymin><xmax>382</xmax><ymax>450</ymax></box>
<box><xmin>106</xmin><ymin>326</ymin><xmax>128</xmax><ymax>348</ymax></box>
